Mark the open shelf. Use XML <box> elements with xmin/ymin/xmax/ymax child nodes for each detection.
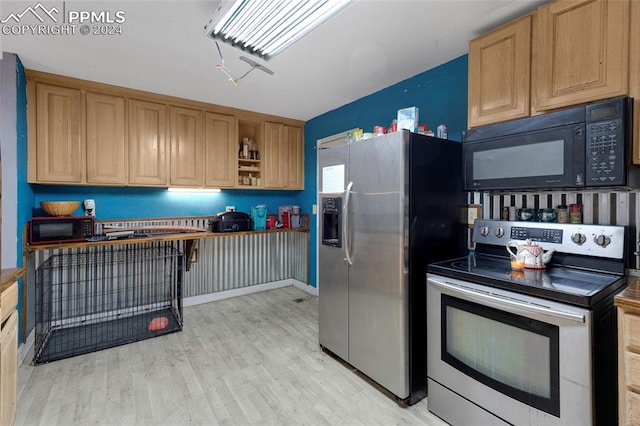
<box><xmin>237</xmin><ymin>120</ymin><xmax>263</xmax><ymax>187</ymax></box>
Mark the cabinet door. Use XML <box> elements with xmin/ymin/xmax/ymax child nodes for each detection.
<box><xmin>0</xmin><ymin>310</ymin><xmax>18</xmax><ymax>426</ymax></box>
<box><xmin>630</xmin><ymin>0</ymin><xmax>640</xmax><ymax>165</ymax></box>
<box><xmin>284</xmin><ymin>125</ymin><xmax>304</xmax><ymax>189</ymax></box>
<box><xmin>35</xmin><ymin>84</ymin><xmax>83</xmax><ymax>182</ymax></box>
<box><xmin>170</xmin><ymin>106</ymin><xmax>204</xmax><ymax>187</ymax></box>
<box><xmin>536</xmin><ymin>0</ymin><xmax>629</xmax><ymax>111</ymax></box>
<box><xmin>263</xmin><ymin>122</ymin><xmax>285</xmax><ymax>188</ymax></box>
<box><xmin>129</xmin><ymin>99</ymin><xmax>168</xmax><ymax>186</ymax></box>
<box><xmin>86</xmin><ymin>92</ymin><xmax>127</xmax><ymax>184</ymax></box>
<box><xmin>468</xmin><ymin>15</ymin><xmax>531</xmax><ymax>128</ymax></box>
<box><xmin>204</xmin><ymin>112</ymin><xmax>237</xmax><ymax>187</ymax></box>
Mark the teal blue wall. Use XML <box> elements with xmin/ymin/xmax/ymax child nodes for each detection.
<box><xmin>16</xmin><ymin>56</ymin><xmax>32</xmax><ymax>259</ymax></box>
<box><xmin>31</xmin><ymin>186</ymin><xmax>299</xmax><ymax>221</ymax></box>
<box><xmin>15</xmin><ymin>56</ymin><xmax>32</xmax><ymax>343</ymax></box>
<box><xmin>300</xmin><ymin>55</ymin><xmax>469</xmax><ymax>287</ymax></box>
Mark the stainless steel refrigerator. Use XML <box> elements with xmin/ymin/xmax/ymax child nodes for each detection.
<box><xmin>318</xmin><ymin>130</ymin><xmax>465</xmax><ymax>405</ymax></box>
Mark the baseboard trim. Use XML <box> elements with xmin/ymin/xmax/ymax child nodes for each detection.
<box><xmin>184</xmin><ymin>279</ymin><xmax>294</xmax><ymax>307</ymax></box>
<box><xmin>19</xmin><ymin>279</ymin><xmax>315</xmax><ymax>365</ymax></box>
<box><xmin>293</xmin><ymin>279</ymin><xmax>317</xmax><ymax>296</ymax></box>
<box><xmin>18</xmin><ymin>328</ymin><xmax>35</xmax><ymax>366</ymax></box>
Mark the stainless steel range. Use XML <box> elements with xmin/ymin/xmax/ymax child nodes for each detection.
<box><xmin>427</xmin><ymin>219</ymin><xmax>627</xmax><ymax>426</ymax></box>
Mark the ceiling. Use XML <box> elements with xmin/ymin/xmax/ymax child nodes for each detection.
<box><xmin>2</xmin><ymin>0</ymin><xmax>548</xmax><ymax>122</ymax></box>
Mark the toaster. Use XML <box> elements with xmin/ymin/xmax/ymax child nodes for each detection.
<box><xmin>210</xmin><ymin>211</ymin><xmax>252</xmax><ymax>232</ymax></box>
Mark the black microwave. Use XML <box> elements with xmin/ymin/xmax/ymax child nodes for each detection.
<box><xmin>29</xmin><ymin>216</ymin><xmax>94</xmax><ymax>245</ymax></box>
<box><xmin>462</xmin><ymin>96</ymin><xmax>638</xmax><ymax>191</ymax></box>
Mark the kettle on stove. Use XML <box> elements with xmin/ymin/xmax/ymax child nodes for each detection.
<box><xmin>506</xmin><ymin>239</ymin><xmax>555</xmax><ymax>270</ymax></box>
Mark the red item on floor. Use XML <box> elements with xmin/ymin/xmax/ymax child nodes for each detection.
<box><xmin>148</xmin><ymin>316</ymin><xmax>169</xmax><ymax>331</ymax></box>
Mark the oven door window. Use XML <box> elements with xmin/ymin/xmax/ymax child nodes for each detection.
<box><xmin>441</xmin><ymin>294</ymin><xmax>560</xmax><ymax>417</ymax></box>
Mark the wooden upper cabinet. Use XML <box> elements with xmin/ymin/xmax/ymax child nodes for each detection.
<box><xmin>468</xmin><ymin>15</ymin><xmax>532</xmax><ymax>128</ymax></box>
<box><xmin>204</xmin><ymin>112</ymin><xmax>237</xmax><ymax>188</ymax></box>
<box><xmin>86</xmin><ymin>92</ymin><xmax>127</xmax><ymax>184</ymax></box>
<box><xmin>535</xmin><ymin>0</ymin><xmax>629</xmax><ymax>111</ymax></box>
<box><xmin>128</xmin><ymin>99</ymin><xmax>168</xmax><ymax>186</ymax></box>
<box><xmin>26</xmin><ymin>70</ymin><xmax>305</xmax><ymax>188</ymax></box>
<box><xmin>169</xmin><ymin>106</ymin><xmax>204</xmax><ymax>187</ymax></box>
<box><xmin>33</xmin><ymin>83</ymin><xmax>83</xmax><ymax>183</ymax></box>
<box><xmin>263</xmin><ymin>122</ymin><xmax>285</xmax><ymax>188</ymax></box>
<box><xmin>284</xmin><ymin>125</ymin><xmax>304</xmax><ymax>190</ymax></box>
<box><xmin>263</xmin><ymin>122</ymin><xmax>304</xmax><ymax>189</ymax></box>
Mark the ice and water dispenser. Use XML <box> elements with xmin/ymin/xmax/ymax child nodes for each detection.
<box><xmin>321</xmin><ymin>197</ymin><xmax>342</xmax><ymax>247</ymax></box>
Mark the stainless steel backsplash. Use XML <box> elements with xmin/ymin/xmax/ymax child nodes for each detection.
<box><xmin>468</xmin><ymin>190</ymin><xmax>640</xmax><ymax>268</ymax></box>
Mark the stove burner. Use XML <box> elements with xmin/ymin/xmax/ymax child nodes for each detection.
<box><xmin>450</xmin><ymin>259</ymin><xmax>498</xmax><ymax>272</ymax></box>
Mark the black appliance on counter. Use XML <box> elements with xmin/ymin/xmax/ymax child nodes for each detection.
<box><xmin>210</xmin><ymin>211</ymin><xmax>252</xmax><ymax>232</ymax></box>
<box><xmin>29</xmin><ymin>216</ymin><xmax>94</xmax><ymax>244</ymax></box>
<box><xmin>463</xmin><ymin>96</ymin><xmax>637</xmax><ymax>191</ymax></box>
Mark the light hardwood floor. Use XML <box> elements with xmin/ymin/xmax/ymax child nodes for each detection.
<box><xmin>15</xmin><ymin>286</ymin><xmax>447</xmax><ymax>425</ymax></box>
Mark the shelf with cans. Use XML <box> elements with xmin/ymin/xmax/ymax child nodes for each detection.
<box><xmin>501</xmin><ymin>203</ymin><xmax>582</xmax><ymax>224</ymax></box>
<box><xmin>237</xmin><ymin>136</ymin><xmax>261</xmax><ymax>187</ymax></box>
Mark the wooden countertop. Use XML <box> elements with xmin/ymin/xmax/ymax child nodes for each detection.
<box><xmin>615</xmin><ymin>276</ymin><xmax>640</xmax><ymax>310</ymax></box>
<box><xmin>25</xmin><ymin>227</ymin><xmax>309</xmax><ymax>252</ymax></box>
<box><xmin>0</xmin><ymin>267</ymin><xmax>24</xmax><ymax>294</ymax></box>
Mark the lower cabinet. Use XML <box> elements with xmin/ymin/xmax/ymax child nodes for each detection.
<box><xmin>616</xmin><ymin>284</ymin><xmax>640</xmax><ymax>425</ymax></box>
<box><xmin>0</xmin><ymin>281</ymin><xmax>18</xmax><ymax>426</ymax></box>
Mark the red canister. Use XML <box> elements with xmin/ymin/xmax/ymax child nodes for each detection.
<box><xmin>281</xmin><ymin>212</ymin><xmax>291</xmax><ymax>229</ymax></box>
<box><xmin>266</xmin><ymin>216</ymin><xmax>277</xmax><ymax>229</ymax></box>
<box><xmin>373</xmin><ymin>126</ymin><xmax>386</xmax><ymax>136</ymax></box>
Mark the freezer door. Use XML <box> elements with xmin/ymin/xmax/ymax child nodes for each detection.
<box><xmin>318</xmin><ymin>145</ymin><xmax>349</xmax><ymax>361</ymax></box>
<box><xmin>347</xmin><ymin>132</ymin><xmax>409</xmax><ymax>399</ymax></box>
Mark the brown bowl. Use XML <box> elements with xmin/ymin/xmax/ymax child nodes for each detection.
<box><xmin>40</xmin><ymin>201</ymin><xmax>81</xmax><ymax>216</ymax></box>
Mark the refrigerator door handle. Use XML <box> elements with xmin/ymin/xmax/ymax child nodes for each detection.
<box><xmin>344</xmin><ymin>181</ymin><xmax>354</xmax><ymax>265</ymax></box>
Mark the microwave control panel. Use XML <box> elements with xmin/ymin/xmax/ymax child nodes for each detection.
<box><xmin>585</xmin><ymin>100</ymin><xmax>626</xmax><ymax>186</ymax></box>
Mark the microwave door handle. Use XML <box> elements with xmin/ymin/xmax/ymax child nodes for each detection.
<box><xmin>343</xmin><ymin>181</ymin><xmax>353</xmax><ymax>265</ymax></box>
<box><xmin>428</xmin><ymin>278</ymin><xmax>586</xmax><ymax>324</ymax></box>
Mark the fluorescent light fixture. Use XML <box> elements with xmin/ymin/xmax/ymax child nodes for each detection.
<box><xmin>168</xmin><ymin>187</ymin><xmax>221</xmax><ymax>193</ymax></box>
<box><xmin>204</xmin><ymin>0</ymin><xmax>353</xmax><ymax>60</ymax></box>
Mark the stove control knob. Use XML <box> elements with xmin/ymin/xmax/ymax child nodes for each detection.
<box><xmin>571</xmin><ymin>233</ymin><xmax>587</xmax><ymax>245</ymax></box>
<box><xmin>495</xmin><ymin>227</ymin><xmax>505</xmax><ymax>238</ymax></box>
<box><xmin>595</xmin><ymin>234</ymin><xmax>611</xmax><ymax>247</ymax></box>
<box><xmin>480</xmin><ymin>226</ymin><xmax>489</xmax><ymax>237</ymax></box>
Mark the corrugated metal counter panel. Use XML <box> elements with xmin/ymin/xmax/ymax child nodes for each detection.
<box><xmin>27</xmin><ymin>216</ymin><xmax>309</xmax><ymax>332</ymax></box>
<box><xmin>183</xmin><ymin>230</ymin><xmax>308</xmax><ymax>297</ymax></box>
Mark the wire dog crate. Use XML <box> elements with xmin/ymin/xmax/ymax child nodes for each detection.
<box><xmin>34</xmin><ymin>245</ymin><xmax>183</xmax><ymax>364</ymax></box>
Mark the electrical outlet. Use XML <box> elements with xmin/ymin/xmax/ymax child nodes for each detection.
<box><xmin>226</xmin><ymin>206</ymin><xmax>235</xmax><ymax>212</ymax></box>
<box><xmin>83</xmin><ymin>199</ymin><xmax>96</xmax><ymax>217</ymax></box>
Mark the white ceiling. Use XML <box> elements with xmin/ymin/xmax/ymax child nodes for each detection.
<box><xmin>2</xmin><ymin>0</ymin><xmax>548</xmax><ymax>122</ymax></box>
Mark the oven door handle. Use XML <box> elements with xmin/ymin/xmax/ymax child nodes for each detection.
<box><xmin>429</xmin><ymin>278</ymin><xmax>586</xmax><ymax>323</ymax></box>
